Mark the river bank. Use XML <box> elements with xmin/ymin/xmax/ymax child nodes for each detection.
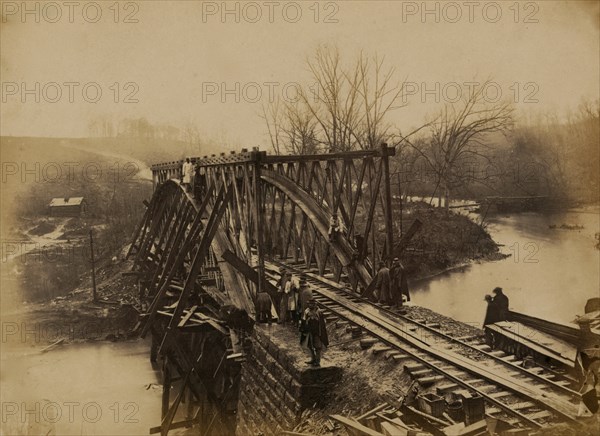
<box><xmin>396</xmin><ymin>200</ymin><xmax>507</xmax><ymax>282</ymax></box>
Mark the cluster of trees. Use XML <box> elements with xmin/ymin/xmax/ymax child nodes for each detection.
<box><xmin>263</xmin><ymin>45</ymin><xmax>599</xmax><ymax>205</ymax></box>
<box><xmin>506</xmin><ymin>101</ymin><xmax>599</xmax><ymax>203</ymax></box>
<box><xmin>88</xmin><ymin>116</ymin><xmax>188</xmax><ymax>142</ymax></box>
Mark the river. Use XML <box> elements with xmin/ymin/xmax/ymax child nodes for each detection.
<box><xmin>410</xmin><ymin>206</ymin><xmax>600</xmax><ymax>327</ymax></box>
<box><xmin>0</xmin><ymin>339</ymin><xmax>164</xmax><ymax>435</ymax></box>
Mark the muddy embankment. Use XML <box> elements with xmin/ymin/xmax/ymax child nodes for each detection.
<box><xmin>395</xmin><ymin>201</ymin><xmax>506</xmax><ymax>282</ymax></box>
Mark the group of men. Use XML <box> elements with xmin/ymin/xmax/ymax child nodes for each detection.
<box><xmin>255</xmin><ymin>270</ymin><xmax>329</xmax><ymax>367</ymax></box>
<box><xmin>181</xmin><ymin>158</ymin><xmax>207</xmax><ymax>199</ymax></box>
<box><xmin>373</xmin><ymin>258</ymin><xmax>410</xmax><ymax>306</ymax></box>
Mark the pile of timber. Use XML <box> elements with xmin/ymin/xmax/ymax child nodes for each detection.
<box><xmin>329</xmin><ymin>399</ymin><xmax>525</xmax><ymax>436</ymax></box>
<box><xmin>330</xmin><ymin>403</ymin><xmax>432</xmax><ymax>436</ymax></box>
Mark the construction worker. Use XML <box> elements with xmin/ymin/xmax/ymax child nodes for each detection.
<box><xmin>300</xmin><ymin>298</ymin><xmax>329</xmax><ymax>366</ymax></box>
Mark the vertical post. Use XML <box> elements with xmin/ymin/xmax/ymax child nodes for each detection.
<box><xmin>381</xmin><ymin>143</ymin><xmax>394</xmax><ymax>263</ymax></box>
<box><xmin>397</xmin><ymin>172</ymin><xmax>403</xmax><ymax>238</ymax></box>
<box><xmin>89</xmin><ymin>229</ymin><xmax>97</xmax><ymax>302</ymax></box>
<box><xmin>162</xmin><ymin>355</ymin><xmax>171</xmax><ymax>420</ymax></box>
<box><xmin>252</xmin><ymin>150</ymin><xmax>265</xmax><ymax>296</ymax></box>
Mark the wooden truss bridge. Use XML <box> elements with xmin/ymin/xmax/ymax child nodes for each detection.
<box><xmin>128</xmin><ymin>145</ymin><xmax>399</xmax><ymax>435</ymax></box>
<box><xmin>127</xmin><ymin>145</ymin><xmax>582</xmax><ymax>435</ymax></box>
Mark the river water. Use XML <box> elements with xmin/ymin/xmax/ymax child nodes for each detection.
<box><xmin>0</xmin><ymin>339</ymin><xmax>164</xmax><ymax>435</ymax></box>
<box><xmin>410</xmin><ymin>206</ymin><xmax>600</xmax><ymax>327</ymax></box>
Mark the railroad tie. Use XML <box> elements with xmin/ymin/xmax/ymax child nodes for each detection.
<box><xmin>404</xmin><ymin>363</ymin><xmax>426</xmax><ymax>375</ymax></box>
<box><xmin>417</xmin><ymin>376</ymin><xmax>444</xmax><ymax>386</ymax></box>
<box><xmin>488</xmin><ymin>391</ymin><xmax>513</xmax><ymax>399</ymax></box>
<box><xmin>372</xmin><ymin>346</ymin><xmax>392</xmax><ymax>355</ymax></box>
<box><xmin>512</xmin><ymin>401</ymin><xmax>536</xmax><ymax>411</ymax></box>
<box><xmin>360</xmin><ymin>338</ymin><xmax>378</xmax><ymax>349</ymax></box>
<box><xmin>436</xmin><ymin>383</ymin><xmax>459</xmax><ymax>394</ymax></box>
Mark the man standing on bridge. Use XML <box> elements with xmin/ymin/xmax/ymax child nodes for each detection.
<box><xmin>181</xmin><ymin>158</ymin><xmax>194</xmax><ymax>193</ymax></box>
<box><xmin>300</xmin><ymin>298</ymin><xmax>329</xmax><ymax>367</ymax></box>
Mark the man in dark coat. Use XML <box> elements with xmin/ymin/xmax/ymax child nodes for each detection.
<box><xmin>492</xmin><ymin>287</ymin><xmax>509</xmax><ymax>321</ymax></box>
<box><xmin>300</xmin><ymin>299</ymin><xmax>329</xmax><ymax>366</ymax></box>
<box><xmin>390</xmin><ymin>258</ymin><xmax>410</xmax><ymax>306</ymax></box>
<box><xmin>256</xmin><ymin>292</ymin><xmax>272</xmax><ymax>324</ymax></box>
<box><xmin>483</xmin><ymin>294</ymin><xmax>499</xmax><ymax>326</ymax></box>
<box><xmin>374</xmin><ymin>261</ymin><xmax>391</xmax><ymax>304</ymax></box>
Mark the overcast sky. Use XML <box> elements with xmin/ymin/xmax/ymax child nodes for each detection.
<box><xmin>1</xmin><ymin>0</ymin><xmax>598</xmax><ymax>150</ymax></box>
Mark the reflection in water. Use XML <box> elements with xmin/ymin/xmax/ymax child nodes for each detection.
<box><xmin>0</xmin><ymin>340</ymin><xmax>162</xmax><ymax>435</ymax></box>
<box><xmin>411</xmin><ymin>208</ymin><xmax>600</xmax><ymax>326</ymax></box>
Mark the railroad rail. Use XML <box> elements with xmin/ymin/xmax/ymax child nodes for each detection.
<box><xmin>269</xmin><ymin>258</ymin><xmax>581</xmax><ymax>432</ymax></box>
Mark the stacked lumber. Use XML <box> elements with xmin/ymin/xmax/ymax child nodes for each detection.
<box><xmin>330</xmin><ymin>403</ymin><xmax>432</xmax><ymax>436</ymax></box>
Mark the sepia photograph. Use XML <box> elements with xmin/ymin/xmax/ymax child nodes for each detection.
<box><xmin>1</xmin><ymin>1</ymin><xmax>599</xmax><ymax>435</ymax></box>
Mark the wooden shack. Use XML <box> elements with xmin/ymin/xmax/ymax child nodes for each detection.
<box><xmin>48</xmin><ymin>197</ymin><xmax>87</xmax><ymax>217</ymax></box>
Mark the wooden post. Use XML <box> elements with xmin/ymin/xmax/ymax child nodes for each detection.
<box><xmin>381</xmin><ymin>143</ymin><xmax>394</xmax><ymax>263</ymax></box>
<box><xmin>397</xmin><ymin>172</ymin><xmax>403</xmax><ymax>239</ymax></box>
<box><xmin>252</xmin><ymin>150</ymin><xmax>265</xmax><ymax>296</ymax></box>
<box><xmin>162</xmin><ymin>355</ymin><xmax>171</xmax><ymax>420</ymax></box>
<box><xmin>89</xmin><ymin>229</ymin><xmax>97</xmax><ymax>302</ymax></box>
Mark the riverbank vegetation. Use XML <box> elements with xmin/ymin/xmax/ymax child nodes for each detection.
<box><xmin>394</xmin><ymin>201</ymin><xmax>505</xmax><ymax>280</ymax></box>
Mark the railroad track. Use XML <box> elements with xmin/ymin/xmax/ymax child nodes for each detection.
<box><xmin>268</xmin><ymin>259</ymin><xmax>582</xmax><ymax>431</ymax></box>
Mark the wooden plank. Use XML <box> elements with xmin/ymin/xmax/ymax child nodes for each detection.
<box><xmin>149</xmin><ymin>418</ymin><xmax>194</xmax><ymax>434</ymax></box>
<box><xmin>486</xmin><ymin>323</ymin><xmax>576</xmax><ymax>367</ymax></box>
<box><xmin>177</xmin><ymin>305</ymin><xmax>198</xmax><ymax>328</ymax></box>
<box><xmin>221</xmin><ymin>249</ymin><xmax>277</xmax><ymax>296</ymax></box>
<box><xmin>329</xmin><ymin>415</ymin><xmax>385</xmax><ymax>436</ymax></box>
<box><xmin>405</xmin><ymin>405</ymin><xmax>451</xmax><ymax>427</ymax></box>
<box><xmin>357</xmin><ymin>403</ymin><xmax>388</xmax><ymax>421</ymax></box>
<box><xmin>508</xmin><ymin>311</ymin><xmax>582</xmax><ymax>344</ymax></box>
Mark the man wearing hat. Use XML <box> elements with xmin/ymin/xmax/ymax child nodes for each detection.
<box><xmin>390</xmin><ymin>257</ymin><xmax>410</xmax><ymax>307</ymax></box>
<box><xmin>374</xmin><ymin>261</ymin><xmax>391</xmax><ymax>304</ymax></box>
<box><xmin>492</xmin><ymin>287</ymin><xmax>509</xmax><ymax>322</ymax></box>
<box><xmin>300</xmin><ymin>298</ymin><xmax>329</xmax><ymax>366</ymax></box>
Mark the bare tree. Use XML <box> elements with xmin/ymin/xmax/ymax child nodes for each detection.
<box><xmin>262</xmin><ymin>45</ymin><xmax>407</xmax><ymax>154</ymax></box>
<box><xmin>260</xmin><ymin>99</ymin><xmax>284</xmax><ymax>155</ymax></box>
<box><xmin>181</xmin><ymin>121</ymin><xmax>201</xmax><ymax>155</ymax></box>
<box><xmin>411</xmin><ymin>80</ymin><xmax>514</xmax><ymax>208</ymax></box>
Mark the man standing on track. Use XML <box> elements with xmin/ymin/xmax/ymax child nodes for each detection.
<box><xmin>300</xmin><ymin>298</ymin><xmax>329</xmax><ymax>367</ymax></box>
<box><xmin>374</xmin><ymin>261</ymin><xmax>391</xmax><ymax>304</ymax></box>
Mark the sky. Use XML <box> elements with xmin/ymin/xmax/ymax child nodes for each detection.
<box><xmin>1</xmin><ymin>0</ymin><xmax>599</xmax><ymax>151</ymax></box>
